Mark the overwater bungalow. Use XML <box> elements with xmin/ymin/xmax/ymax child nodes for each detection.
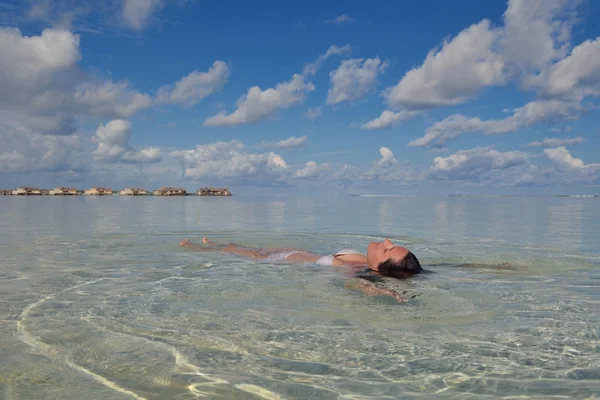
<box><xmin>49</xmin><ymin>187</ymin><xmax>78</xmax><ymax>195</ymax></box>
<box><xmin>12</xmin><ymin>187</ymin><xmax>43</xmax><ymax>195</ymax></box>
<box><xmin>153</xmin><ymin>187</ymin><xmax>187</xmax><ymax>196</ymax></box>
<box><xmin>119</xmin><ymin>188</ymin><xmax>148</xmax><ymax>196</ymax></box>
<box><xmin>197</xmin><ymin>187</ymin><xmax>232</xmax><ymax>196</ymax></box>
<box><xmin>84</xmin><ymin>187</ymin><xmax>114</xmax><ymax>196</ymax></box>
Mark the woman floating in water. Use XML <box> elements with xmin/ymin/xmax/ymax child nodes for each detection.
<box><xmin>180</xmin><ymin>237</ymin><xmax>422</xmax><ymax>302</ymax></box>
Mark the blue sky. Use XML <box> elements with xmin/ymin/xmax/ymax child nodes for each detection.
<box><xmin>0</xmin><ymin>0</ymin><xmax>599</xmax><ymax>194</ymax></box>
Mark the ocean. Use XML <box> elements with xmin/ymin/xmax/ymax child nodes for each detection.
<box><xmin>0</xmin><ymin>195</ymin><xmax>599</xmax><ymax>399</ymax></box>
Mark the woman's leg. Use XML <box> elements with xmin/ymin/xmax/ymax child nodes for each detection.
<box><xmin>180</xmin><ymin>237</ymin><xmax>324</xmax><ymax>262</ymax></box>
<box><xmin>179</xmin><ymin>238</ymin><xmax>265</xmax><ymax>258</ymax></box>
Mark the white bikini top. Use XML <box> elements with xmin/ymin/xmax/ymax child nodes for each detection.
<box><xmin>315</xmin><ymin>248</ymin><xmax>364</xmax><ymax>266</ymax></box>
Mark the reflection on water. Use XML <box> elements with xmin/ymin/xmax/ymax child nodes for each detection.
<box><xmin>0</xmin><ymin>196</ymin><xmax>599</xmax><ymax>399</ymax></box>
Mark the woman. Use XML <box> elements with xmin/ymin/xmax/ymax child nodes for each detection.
<box><xmin>179</xmin><ymin>237</ymin><xmax>423</xmax><ymax>302</ymax></box>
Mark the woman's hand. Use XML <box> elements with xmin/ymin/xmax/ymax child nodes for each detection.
<box><xmin>344</xmin><ymin>279</ymin><xmax>407</xmax><ymax>303</ymax></box>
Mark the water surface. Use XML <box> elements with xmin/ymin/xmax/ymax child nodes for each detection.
<box><xmin>0</xmin><ymin>196</ymin><xmax>599</xmax><ymax>399</ymax></box>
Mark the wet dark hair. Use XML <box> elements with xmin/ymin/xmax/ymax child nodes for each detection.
<box><xmin>377</xmin><ymin>252</ymin><xmax>422</xmax><ymax>279</ymax></box>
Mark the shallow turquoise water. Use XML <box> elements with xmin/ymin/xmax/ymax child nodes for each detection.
<box><xmin>0</xmin><ymin>195</ymin><xmax>599</xmax><ymax>399</ymax></box>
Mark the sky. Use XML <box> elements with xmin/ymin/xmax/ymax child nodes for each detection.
<box><xmin>0</xmin><ymin>0</ymin><xmax>599</xmax><ymax>195</ymax></box>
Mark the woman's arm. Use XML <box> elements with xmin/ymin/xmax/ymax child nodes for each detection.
<box><xmin>344</xmin><ymin>278</ymin><xmax>408</xmax><ymax>303</ymax></box>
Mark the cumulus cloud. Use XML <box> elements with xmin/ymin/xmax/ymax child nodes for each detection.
<box><xmin>368</xmin><ymin>0</ymin><xmax>585</xmax><ymax>140</ymax></box>
<box><xmin>333</xmin><ymin>164</ymin><xmax>364</xmax><ymax>182</ymax></box>
<box><xmin>0</xmin><ymin>27</ymin><xmax>80</xmax><ymax>86</ymax></box>
<box><xmin>0</xmin><ymin>27</ymin><xmax>81</xmax><ymax>121</ymax></box>
<box><xmin>0</xmin><ymin>120</ymin><xmax>83</xmax><ymax>173</ymax></box>
<box><xmin>326</xmin><ymin>14</ymin><xmax>354</xmax><ymax>25</ymax></box>
<box><xmin>295</xmin><ymin>161</ymin><xmax>329</xmax><ymax>179</ymax></box>
<box><xmin>304</xmin><ymin>107</ymin><xmax>322</xmax><ymax>121</ymax></box>
<box><xmin>383</xmin><ymin>0</ymin><xmax>579</xmax><ymax>111</ymax></box>
<box><xmin>332</xmin><ymin>147</ymin><xmax>422</xmax><ymax>184</ymax></box>
<box><xmin>430</xmin><ymin>147</ymin><xmax>530</xmax><ymax>182</ymax></box>
<box><xmin>524</xmin><ymin>136</ymin><xmax>584</xmax><ymax>148</ymax></box>
<box><xmin>365</xmin><ymin>147</ymin><xmax>422</xmax><ymax>182</ymax></box>
<box><xmin>544</xmin><ymin>146</ymin><xmax>600</xmax><ymax>170</ymax></box>
<box><xmin>264</xmin><ymin>135</ymin><xmax>308</xmax><ymax>149</ymax></box>
<box><xmin>361</xmin><ymin>110</ymin><xmax>419</xmax><ymax>129</ymax></box>
<box><xmin>73</xmin><ymin>81</ymin><xmax>152</xmax><ymax>118</ymax></box>
<box><xmin>376</xmin><ymin>147</ymin><xmax>397</xmax><ymax>167</ymax></box>
<box><xmin>411</xmin><ymin>98</ymin><xmax>584</xmax><ymax>147</ymax></box>
<box><xmin>156</xmin><ymin>61</ymin><xmax>230</xmax><ymax>107</ymax></box>
<box><xmin>93</xmin><ymin>119</ymin><xmax>161</xmax><ymax>164</ymax></box>
<box><xmin>530</xmin><ymin>37</ymin><xmax>600</xmax><ymax>97</ymax></box>
<box><xmin>386</xmin><ymin>20</ymin><xmax>506</xmax><ymax>109</ymax></box>
<box><xmin>203</xmin><ymin>74</ymin><xmax>314</xmax><ymax>127</ymax></box>
<box><xmin>122</xmin><ymin>0</ymin><xmax>164</xmax><ymax>31</ymax></box>
<box><xmin>205</xmin><ymin>45</ymin><xmax>349</xmax><ymax>127</ymax></box>
<box><xmin>501</xmin><ymin>0</ymin><xmax>577</xmax><ymax>73</ymax></box>
<box><xmin>327</xmin><ymin>58</ymin><xmax>389</xmax><ymax>105</ymax></box>
<box><xmin>0</xmin><ymin>27</ymin><xmax>155</xmax><ymax>135</ymax></box>
<box><xmin>170</xmin><ymin>140</ymin><xmax>289</xmax><ymax>182</ymax></box>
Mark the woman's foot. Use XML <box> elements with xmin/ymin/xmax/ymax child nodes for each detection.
<box><xmin>202</xmin><ymin>237</ymin><xmax>212</xmax><ymax>244</ymax></box>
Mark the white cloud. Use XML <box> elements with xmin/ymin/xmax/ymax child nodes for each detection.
<box><xmin>544</xmin><ymin>146</ymin><xmax>600</xmax><ymax>170</ymax></box>
<box><xmin>73</xmin><ymin>81</ymin><xmax>152</xmax><ymax>118</ymax></box>
<box><xmin>386</xmin><ymin>20</ymin><xmax>506</xmax><ymax>109</ymax></box>
<box><xmin>365</xmin><ymin>147</ymin><xmax>423</xmax><ymax>183</ymax></box>
<box><xmin>326</xmin><ymin>14</ymin><xmax>354</xmax><ymax>25</ymax></box>
<box><xmin>204</xmin><ymin>45</ymin><xmax>349</xmax><ymax>127</ymax></box>
<box><xmin>411</xmin><ymin>98</ymin><xmax>583</xmax><ymax>147</ymax></box>
<box><xmin>0</xmin><ymin>120</ymin><xmax>82</xmax><ymax>173</ymax></box>
<box><xmin>204</xmin><ymin>74</ymin><xmax>314</xmax><ymax>127</ymax></box>
<box><xmin>331</xmin><ymin>147</ymin><xmax>423</xmax><ymax>184</ymax></box>
<box><xmin>370</xmin><ymin>0</ymin><xmax>583</xmax><ymax>132</ymax></box>
<box><xmin>304</xmin><ymin>107</ymin><xmax>322</xmax><ymax>120</ymax></box>
<box><xmin>170</xmin><ymin>140</ymin><xmax>289</xmax><ymax>181</ymax></box>
<box><xmin>383</xmin><ymin>0</ymin><xmax>581</xmax><ymax>110</ymax></box>
<box><xmin>266</xmin><ymin>135</ymin><xmax>308</xmax><ymax>149</ymax></box>
<box><xmin>333</xmin><ymin>164</ymin><xmax>364</xmax><ymax>182</ymax></box>
<box><xmin>0</xmin><ymin>27</ymin><xmax>153</xmax><ymax>135</ymax></box>
<box><xmin>327</xmin><ymin>58</ymin><xmax>389</xmax><ymax>105</ymax></box>
<box><xmin>122</xmin><ymin>0</ymin><xmax>163</xmax><ymax>31</ymax></box>
<box><xmin>361</xmin><ymin>110</ymin><xmax>419</xmax><ymax>129</ymax></box>
<box><xmin>430</xmin><ymin>147</ymin><xmax>530</xmax><ymax>182</ymax></box>
<box><xmin>295</xmin><ymin>161</ymin><xmax>329</xmax><ymax>179</ymax></box>
<box><xmin>532</xmin><ymin>37</ymin><xmax>600</xmax><ymax>97</ymax></box>
<box><xmin>302</xmin><ymin>44</ymin><xmax>351</xmax><ymax>77</ymax></box>
<box><xmin>501</xmin><ymin>0</ymin><xmax>576</xmax><ymax>72</ymax></box>
<box><xmin>542</xmin><ymin>147</ymin><xmax>600</xmax><ymax>185</ymax></box>
<box><xmin>93</xmin><ymin>119</ymin><xmax>161</xmax><ymax>164</ymax></box>
<box><xmin>0</xmin><ymin>27</ymin><xmax>80</xmax><ymax>85</ymax></box>
<box><xmin>524</xmin><ymin>136</ymin><xmax>584</xmax><ymax>148</ymax></box>
<box><xmin>0</xmin><ymin>28</ymin><xmax>81</xmax><ymax>122</ymax></box>
<box><xmin>156</xmin><ymin>61</ymin><xmax>230</xmax><ymax>107</ymax></box>
<box><xmin>376</xmin><ymin>147</ymin><xmax>397</xmax><ymax>167</ymax></box>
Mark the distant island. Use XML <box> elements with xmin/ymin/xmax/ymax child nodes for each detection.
<box><xmin>0</xmin><ymin>186</ymin><xmax>233</xmax><ymax>196</ymax></box>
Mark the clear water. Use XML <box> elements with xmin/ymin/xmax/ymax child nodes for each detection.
<box><xmin>0</xmin><ymin>196</ymin><xmax>599</xmax><ymax>399</ymax></box>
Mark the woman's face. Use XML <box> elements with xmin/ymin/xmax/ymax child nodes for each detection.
<box><xmin>367</xmin><ymin>239</ymin><xmax>409</xmax><ymax>270</ymax></box>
